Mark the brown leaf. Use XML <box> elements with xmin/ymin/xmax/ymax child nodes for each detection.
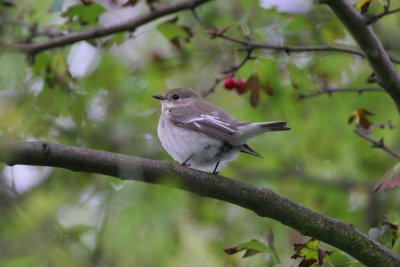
<box><xmin>224</xmin><ymin>239</ymin><xmax>270</xmax><ymax>258</ymax></box>
<box><xmin>291</xmin><ymin>81</ymin><xmax>299</xmax><ymax>90</ymax></box>
<box><xmin>250</xmin><ymin>88</ymin><xmax>260</xmax><ymax>107</ymax></box>
<box><xmin>181</xmin><ymin>26</ymin><xmax>193</xmax><ymax>42</ymax></box>
<box><xmin>244</xmin><ymin>74</ymin><xmax>259</xmax><ymax>94</ymax></box>
<box><xmin>262</xmin><ymin>82</ymin><xmax>273</xmax><ymax>96</ymax></box>
<box><xmin>224</xmin><ymin>244</ymin><xmax>241</xmax><ymax>255</ymax></box>
<box><xmin>291</xmin><ymin>238</ymin><xmax>332</xmax><ymax>267</ymax></box>
<box><xmin>267</xmin><ymin>229</ymin><xmax>274</xmax><ymax>249</ymax></box>
<box><xmin>170</xmin><ymin>38</ymin><xmax>181</xmax><ymax>50</ymax></box>
<box><xmin>348</xmin><ymin>108</ymin><xmax>374</xmax><ymax>130</ymax></box>
<box><xmin>373</xmin><ymin>163</ymin><xmax>400</xmax><ymax>192</ymax></box>
<box><xmin>348</xmin><ymin>114</ymin><xmax>356</xmax><ymax>124</ymax></box>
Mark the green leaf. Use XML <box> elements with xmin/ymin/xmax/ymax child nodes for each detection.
<box><xmin>224</xmin><ymin>239</ymin><xmax>271</xmax><ymax>258</ymax></box>
<box><xmin>31</xmin><ymin>52</ymin><xmax>71</xmax><ymax>89</ymax></box>
<box><xmin>287</xmin><ymin>63</ymin><xmax>314</xmax><ymax>91</ymax></box>
<box><xmin>48</xmin><ymin>0</ymin><xmax>64</xmax><ymax>12</ymax></box>
<box><xmin>257</xmin><ymin>58</ymin><xmax>278</xmax><ymax>84</ymax></box>
<box><xmin>66</xmin><ymin>224</ymin><xmax>93</xmax><ymax>242</ymax></box>
<box><xmin>62</xmin><ymin>3</ymin><xmax>106</xmax><ymax>25</ymax></box>
<box><xmin>106</xmin><ymin>32</ymin><xmax>126</xmax><ymax>48</ymax></box>
<box><xmin>157</xmin><ymin>18</ymin><xmax>193</xmax><ymax>49</ymax></box>
<box><xmin>325</xmin><ymin>251</ymin><xmax>356</xmax><ymax>267</ymax></box>
<box><xmin>50</xmin><ymin>52</ymin><xmax>68</xmax><ymax>77</ymax></box>
<box><xmin>291</xmin><ymin>239</ymin><xmax>332</xmax><ymax>267</ymax></box>
<box><xmin>393</xmin><ymin>236</ymin><xmax>400</xmax><ymax>254</ymax></box>
<box><xmin>32</xmin><ymin>53</ymin><xmax>51</xmax><ymax>75</ymax></box>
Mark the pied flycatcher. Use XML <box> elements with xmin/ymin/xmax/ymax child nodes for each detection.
<box><xmin>153</xmin><ymin>88</ymin><xmax>290</xmax><ymax>173</ymax></box>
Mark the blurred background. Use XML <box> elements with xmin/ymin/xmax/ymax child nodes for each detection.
<box><xmin>0</xmin><ymin>0</ymin><xmax>399</xmax><ymax>266</ymax></box>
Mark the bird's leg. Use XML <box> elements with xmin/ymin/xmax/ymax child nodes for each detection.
<box><xmin>181</xmin><ymin>154</ymin><xmax>194</xmax><ymax>167</ymax></box>
<box><xmin>212</xmin><ymin>161</ymin><xmax>220</xmax><ymax>174</ymax></box>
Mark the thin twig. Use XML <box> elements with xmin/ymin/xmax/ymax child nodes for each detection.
<box><xmin>216</xmin><ymin>34</ymin><xmax>400</xmax><ymax>64</ymax></box>
<box><xmin>1</xmin><ymin>0</ymin><xmax>213</xmax><ymax>56</ymax></box>
<box><xmin>24</xmin><ymin>28</ymin><xmax>65</xmax><ymax>43</ymax></box>
<box><xmin>192</xmin><ymin>8</ymin><xmax>255</xmax><ymax>97</ymax></box>
<box><xmin>202</xmin><ymin>47</ymin><xmax>254</xmax><ymax>97</ymax></box>
<box><xmin>323</xmin><ymin>0</ymin><xmax>400</xmax><ymax>111</ymax></box>
<box><xmin>367</xmin><ymin>7</ymin><xmax>400</xmax><ymax>25</ymax></box>
<box><xmin>299</xmin><ymin>87</ymin><xmax>385</xmax><ymax>100</ymax></box>
<box><xmin>354</xmin><ymin>127</ymin><xmax>400</xmax><ymax>160</ymax></box>
<box><xmin>192</xmin><ymin>6</ymin><xmax>400</xmax><ymax>64</ymax></box>
<box><xmin>221</xmin><ymin>47</ymin><xmax>255</xmax><ymax>74</ymax></box>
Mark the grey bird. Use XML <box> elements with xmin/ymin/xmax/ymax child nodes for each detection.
<box><xmin>153</xmin><ymin>88</ymin><xmax>290</xmax><ymax>173</ymax></box>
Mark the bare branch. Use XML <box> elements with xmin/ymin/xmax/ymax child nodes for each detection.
<box><xmin>211</xmin><ymin>34</ymin><xmax>400</xmax><ymax>64</ymax></box>
<box><xmin>354</xmin><ymin>127</ymin><xmax>400</xmax><ymax>160</ymax></box>
<box><xmin>190</xmin><ymin>10</ymin><xmax>387</xmax><ymax>62</ymax></box>
<box><xmin>299</xmin><ymin>87</ymin><xmax>385</xmax><ymax>100</ymax></box>
<box><xmin>322</xmin><ymin>0</ymin><xmax>400</xmax><ymax>110</ymax></box>
<box><xmin>202</xmin><ymin>47</ymin><xmax>254</xmax><ymax>97</ymax></box>
<box><xmin>0</xmin><ymin>140</ymin><xmax>399</xmax><ymax>266</ymax></box>
<box><xmin>367</xmin><ymin>7</ymin><xmax>400</xmax><ymax>25</ymax></box>
<box><xmin>191</xmin><ymin>9</ymin><xmax>255</xmax><ymax>97</ymax></box>
<box><xmin>0</xmin><ymin>0</ymin><xmax>212</xmax><ymax>56</ymax></box>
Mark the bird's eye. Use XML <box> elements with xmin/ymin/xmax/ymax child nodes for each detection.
<box><xmin>172</xmin><ymin>94</ymin><xmax>180</xmax><ymax>100</ymax></box>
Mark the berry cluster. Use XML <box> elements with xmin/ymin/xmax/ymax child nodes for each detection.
<box><xmin>223</xmin><ymin>77</ymin><xmax>246</xmax><ymax>94</ymax></box>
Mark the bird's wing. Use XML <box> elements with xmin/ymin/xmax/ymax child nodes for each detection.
<box><xmin>168</xmin><ymin>101</ymin><xmax>262</xmax><ymax>157</ymax></box>
<box><xmin>168</xmin><ymin>100</ymin><xmax>242</xmax><ymax>143</ymax></box>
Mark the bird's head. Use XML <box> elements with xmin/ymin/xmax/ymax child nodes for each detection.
<box><xmin>153</xmin><ymin>88</ymin><xmax>201</xmax><ymax>110</ymax></box>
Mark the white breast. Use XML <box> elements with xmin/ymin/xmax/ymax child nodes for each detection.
<box><xmin>157</xmin><ymin>114</ymin><xmax>239</xmax><ymax>172</ymax></box>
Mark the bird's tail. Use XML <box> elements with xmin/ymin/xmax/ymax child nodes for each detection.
<box><xmin>259</xmin><ymin>121</ymin><xmax>290</xmax><ymax>131</ymax></box>
<box><xmin>237</xmin><ymin>121</ymin><xmax>290</xmax><ymax>141</ymax></box>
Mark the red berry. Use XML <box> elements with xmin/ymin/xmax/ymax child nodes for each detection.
<box><xmin>235</xmin><ymin>80</ymin><xmax>246</xmax><ymax>94</ymax></box>
<box><xmin>223</xmin><ymin>77</ymin><xmax>236</xmax><ymax>90</ymax></box>
<box><xmin>235</xmin><ymin>79</ymin><xmax>245</xmax><ymax>89</ymax></box>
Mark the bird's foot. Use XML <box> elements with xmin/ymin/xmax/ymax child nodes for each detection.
<box><xmin>212</xmin><ymin>161</ymin><xmax>220</xmax><ymax>174</ymax></box>
<box><xmin>181</xmin><ymin>154</ymin><xmax>194</xmax><ymax>167</ymax></box>
<box><xmin>181</xmin><ymin>162</ymin><xmax>191</xmax><ymax>168</ymax></box>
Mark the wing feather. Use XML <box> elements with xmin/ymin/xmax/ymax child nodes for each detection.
<box><xmin>168</xmin><ymin>103</ymin><xmax>242</xmax><ymax>146</ymax></box>
<box><xmin>167</xmin><ymin>101</ymin><xmax>262</xmax><ymax>157</ymax></box>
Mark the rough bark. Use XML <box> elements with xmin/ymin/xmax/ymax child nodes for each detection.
<box><xmin>0</xmin><ymin>141</ymin><xmax>399</xmax><ymax>266</ymax></box>
<box><xmin>322</xmin><ymin>0</ymin><xmax>400</xmax><ymax>109</ymax></box>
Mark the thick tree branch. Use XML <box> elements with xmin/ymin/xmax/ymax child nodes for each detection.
<box><xmin>0</xmin><ymin>0</ymin><xmax>212</xmax><ymax>56</ymax></box>
<box><xmin>299</xmin><ymin>87</ymin><xmax>385</xmax><ymax>100</ymax></box>
<box><xmin>0</xmin><ymin>141</ymin><xmax>399</xmax><ymax>266</ymax></box>
<box><xmin>322</xmin><ymin>0</ymin><xmax>400</xmax><ymax>109</ymax></box>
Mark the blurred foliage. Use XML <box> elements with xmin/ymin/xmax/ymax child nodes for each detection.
<box><xmin>0</xmin><ymin>0</ymin><xmax>400</xmax><ymax>266</ymax></box>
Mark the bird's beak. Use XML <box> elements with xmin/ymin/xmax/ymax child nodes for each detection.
<box><xmin>153</xmin><ymin>95</ymin><xmax>166</xmax><ymax>100</ymax></box>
